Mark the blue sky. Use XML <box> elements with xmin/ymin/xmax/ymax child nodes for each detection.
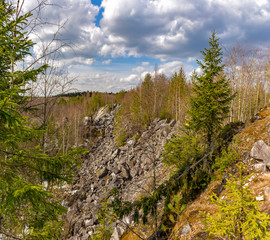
<box><xmin>25</xmin><ymin>0</ymin><xmax>270</xmax><ymax>92</ymax></box>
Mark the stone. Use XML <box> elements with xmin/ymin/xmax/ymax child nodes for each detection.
<box><xmin>256</xmin><ymin>195</ymin><xmax>264</xmax><ymax>201</ymax></box>
<box><xmin>111</xmin><ymin>149</ymin><xmax>120</xmax><ymax>159</ymax></box>
<box><xmin>141</xmin><ymin>154</ymin><xmax>152</xmax><ymax>166</ymax></box>
<box><xmin>110</xmin><ymin>227</ymin><xmax>120</xmax><ymax>240</ymax></box>
<box><xmin>84</xmin><ymin>218</ymin><xmax>94</xmax><ymax>227</ymax></box>
<box><xmin>179</xmin><ymin>223</ymin><xmax>191</xmax><ymax>236</ymax></box>
<box><xmin>83</xmin><ymin>116</ymin><xmax>92</xmax><ymax>126</ymax></box>
<box><xmin>93</xmin><ymin>106</ymin><xmax>108</xmax><ymax>121</ymax></box>
<box><xmin>250</xmin><ymin>140</ymin><xmax>270</xmax><ymax>167</ymax></box>
<box><xmin>120</xmin><ymin>165</ymin><xmax>130</xmax><ymax>180</ymax></box>
<box><xmin>264</xmin><ymin>186</ymin><xmax>270</xmax><ymax>201</ymax></box>
<box><xmin>97</xmin><ymin>167</ymin><xmax>108</xmax><ymax>179</ymax></box>
<box><xmin>169</xmin><ymin>119</ymin><xmax>177</xmax><ymax>127</ymax></box>
<box><xmin>130</xmin><ymin>168</ymin><xmax>139</xmax><ymax>177</ymax></box>
<box><xmin>81</xmin><ymin>234</ymin><xmax>90</xmax><ymax>240</ymax></box>
<box><xmin>253</xmin><ymin>163</ymin><xmax>267</xmax><ymax>172</ymax></box>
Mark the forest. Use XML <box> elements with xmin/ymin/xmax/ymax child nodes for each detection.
<box><xmin>1</xmin><ymin>0</ymin><xmax>270</xmax><ymax>239</ymax></box>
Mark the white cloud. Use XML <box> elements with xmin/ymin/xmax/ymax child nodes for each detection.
<box><xmin>22</xmin><ymin>0</ymin><xmax>270</xmax><ymax>92</ymax></box>
<box><xmin>132</xmin><ymin>66</ymin><xmax>145</xmax><ymax>73</ymax></box>
<box><xmin>102</xmin><ymin>59</ymin><xmax>112</xmax><ymax>64</ymax></box>
<box><xmin>120</xmin><ymin>74</ymin><xmax>138</xmax><ymax>83</ymax></box>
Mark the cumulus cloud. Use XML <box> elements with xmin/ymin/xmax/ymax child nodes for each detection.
<box><xmin>25</xmin><ymin>0</ymin><xmax>270</xmax><ymax>61</ymax></box>
<box><xmin>120</xmin><ymin>74</ymin><xmax>138</xmax><ymax>83</ymax></box>
<box><xmin>100</xmin><ymin>0</ymin><xmax>270</xmax><ymax>58</ymax></box>
<box><xmin>23</xmin><ymin>0</ymin><xmax>270</xmax><ymax>92</ymax></box>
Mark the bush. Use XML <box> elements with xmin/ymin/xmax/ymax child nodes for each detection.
<box><xmin>203</xmin><ymin>164</ymin><xmax>270</xmax><ymax>240</ymax></box>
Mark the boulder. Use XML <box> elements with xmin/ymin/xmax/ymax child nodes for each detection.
<box><xmin>110</xmin><ymin>227</ymin><xmax>120</xmax><ymax>240</ymax></box>
<box><xmin>93</xmin><ymin>106</ymin><xmax>109</xmax><ymax>121</ymax></box>
<box><xmin>253</xmin><ymin>163</ymin><xmax>267</xmax><ymax>172</ymax></box>
<box><xmin>250</xmin><ymin>140</ymin><xmax>270</xmax><ymax>167</ymax></box>
<box><xmin>120</xmin><ymin>165</ymin><xmax>130</xmax><ymax>180</ymax></box>
<box><xmin>97</xmin><ymin>167</ymin><xmax>108</xmax><ymax>179</ymax></box>
<box><xmin>179</xmin><ymin>223</ymin><xmax>191</xmax><ymax>236</ymax></box>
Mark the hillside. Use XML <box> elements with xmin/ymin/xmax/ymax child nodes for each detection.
<box><xmin>163</xmin><ymin>106</ymin><xmax>270</xmax><ymax>239</ymax></box>
<box><xmin>61</xmin><ymin>105</ymin><xmax>270</xmax><ymax>240</ymax></box>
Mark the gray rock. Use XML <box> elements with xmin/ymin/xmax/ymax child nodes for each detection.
<box><xmin>169</xmin><ymin>119</ymin><xmax>177</xmax><ymax>127</ymax></box>
<box><xmin>93</xmin><ymin>106</ymin><xmax>109</xmax><ymax>121</ymax></box>
<box><xmin>120</xmin><ymin>165</ymin><xmax>130</xmax><ymax>180</ymax></box>
<box><xmin>179</xmin><ymin>223</ymin><xmax>191</xmax><ymax>236</ymax></box>
<box><xmin>110</xmin><ymin>227</ymin><xmax>120</xmax><ymax>240</ymax></box>
<box><xmin>250</xmin><ymin>140</ymin><xmax>270</xmax><ymax>167</ymax></box>
<box><xmin>97</xmin><ymin>167</ymin><xmax>108</xmax><ymax>179</ymax></box>
<box><xmin>84</xmin><ymin>218</ymin><xmax>94</xmax><ymax>227</ymax></box>
<box><xmin>253</xmin><ymin>163</ymin><xmax>267</xmax><ymax>172</ymax></box>
<box><xmin>111</xmin><ymin>149</ymin><xmax>120</xmax><ymax>159</ymax></box>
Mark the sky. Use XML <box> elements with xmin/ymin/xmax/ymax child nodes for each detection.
<box><xmin>24</xmin><ymin>0</ymin><xmax>270</xmax><ymax>93</ymax></box>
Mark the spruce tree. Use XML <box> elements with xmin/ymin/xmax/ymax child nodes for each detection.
<box><xmin>187</xmin><ymin>31</ymin><xmax>234</xmax><ymax>148</ymax></box>
<box><xmin>0</xmin><ymin>1</ymin><xmax>85</xmax><ymax>238</ymax></box>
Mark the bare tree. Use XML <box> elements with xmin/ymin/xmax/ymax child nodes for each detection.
<box><xmin>225</xmin><ymin>44</ymin><xmax>270</xmax><ymax>123</ymax></box>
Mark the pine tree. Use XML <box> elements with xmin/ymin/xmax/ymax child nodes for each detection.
<box><xmin>187</xmin><ymin>31</ymin><xmax>235</xmax><ymax>148</ymax></box>
<box><xmin>0</xmin><ymin>1</ymin><xmax>85</xmax><ymax>238</ymax></box>
<box><xmin>204</xmin><ymin>164</ymin><xmax>270</xmax><ymax>240</ymax></box>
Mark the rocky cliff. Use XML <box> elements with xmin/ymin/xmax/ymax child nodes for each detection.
<box><xmin>65</xmin><ymin>105</ymin><xmax>179</xmax><ymax>240</ymax></box>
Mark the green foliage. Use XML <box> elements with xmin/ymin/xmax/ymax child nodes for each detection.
<box><xmin>167</xmin><ymin>195</ymin><xmax>186</xmax><ymax>225</ymax></box>
<box><xmin>187</xmin><ymin>30</ymin><xmax>235</xmax><ymax>147</ymax></box>
<box><xmin>0</xmin><ymin>1</ymin><xmax>87</xmax><ymax>238</ymax></box>
<box><xmin>91</xmin><ymin>194</ymin><xmax>116</xmax><ymax>240</ymax></box>
<box><xmin>88</xmin><ymin>93</ymin><xmax>105</xmax><ymax>116</ymax></box>
<box><xmin>213</xmin><ymin>144</ymin><xmax>239</xmax><ymax>175</ymax></box>
<box><xmin>203</xmin><ymin>164</ymin><xmax>270</xmax><ymax>240</ymax></box>
<box><xmin>27</xmin><ymin>220</ymin><xmax>65</xmax><ymax>240</ymax></box>
<box><xmin>159</xmin><ymin>108</ymin><xmax>171</xmax><ymax>120</ymax></box>
<box><xmin>162</xmin><ymin>132</ymin><xmax>205</xmax><ymax>169</ymax></box>
<box><xmin>113</xmin><ymin>106</ymin><xmax>128</xmax><ymax>147</ymax></box>
<box><xmin>114</xmin><ymin>90</ymin><xmax>126</xmax><ymax>103</ymax></box>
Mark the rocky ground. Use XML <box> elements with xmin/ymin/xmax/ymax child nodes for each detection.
<box><xmin>65</xmin><ymin>105</ymin><xmax>179</xmax><ymax>240</ymax></box>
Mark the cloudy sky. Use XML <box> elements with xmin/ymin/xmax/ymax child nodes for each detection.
<box><xmin>25</xmin><ymin>0</ymin><xmax>270</xmax><ymax>92</ymax></box>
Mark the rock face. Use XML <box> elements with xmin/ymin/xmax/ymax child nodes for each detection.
<box><xmin>250</xmin><ymin>140</ymin><xmax>270</xmax><ymax>167</ymax></box>
<box><xmin>65</xmin><ymin>105</ymin><xmax>179</xmax><ymax>239</ymax></box>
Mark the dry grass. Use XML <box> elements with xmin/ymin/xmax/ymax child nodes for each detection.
<box><xmin>237</xmin><ymin>105</ymin><xmax>270</xmax><ymax>152</ymax></box>
<box><xmin>169</xmin><ymin>181</ymin><xmax>221</xmax><ymax>240</ymax></box>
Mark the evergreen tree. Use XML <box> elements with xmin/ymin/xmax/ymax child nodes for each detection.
<box><xmin>187</xmin><ymin>31</ymin><xmax>234</xmax><ymax>148</ymax></box>
<box><xmin>0</xmin><ymin>1</ymin><xmax>85</xmax><ymax>238</ymax></box>
<box><xmin>204</xmin><ymin>164</ymin><xmax>270</xmax><ymax>240</ymax></box>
